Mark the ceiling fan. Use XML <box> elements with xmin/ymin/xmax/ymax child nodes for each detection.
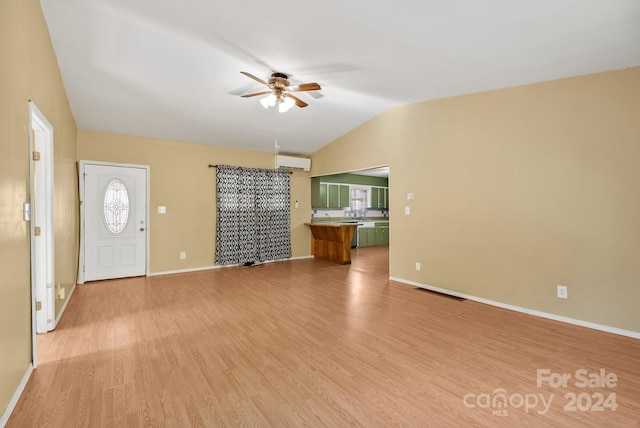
<box><xmin>239</xmin><ymin>71</ymin><xmax>321</xmax><ymax>112</ymax></box>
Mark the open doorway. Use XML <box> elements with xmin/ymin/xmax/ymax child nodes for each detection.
<box><xmin>310</xmin><ymin>166</ymin><xmax>390</xmax><ymax>250</ymax></box>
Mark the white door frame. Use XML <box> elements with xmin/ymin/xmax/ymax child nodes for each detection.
<box><xmin>78</xmin><ymin>160</ymin><xmax>150</xmax><ymax>283</ymax></box>
<box><xmin>29</xmin><ymin>102</ymin><xmax>55</xmax><ymax>364</ymax></box>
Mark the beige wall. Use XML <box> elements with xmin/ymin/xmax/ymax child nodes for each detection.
<box><xmin>0</xmin><ymin>0</ymin><xmax>78</xmax><ymax>417</ymax></box>
<box><xmin>311</xmin><ymin>67</ymin><xmax>640</xmax><ymax>333</ymax></box>
<box><xmin>77</xmin><ymin>130</ymin><xmax>312</xmax><ymax>273</ymax></box>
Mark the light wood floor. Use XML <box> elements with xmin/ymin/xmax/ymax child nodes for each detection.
<box><xmin>9</xmin><ymin>247</ymin><xmax>640</xmax><ymax>427</ymax></box>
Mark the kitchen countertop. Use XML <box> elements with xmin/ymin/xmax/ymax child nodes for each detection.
<box><xmin>311</xmin><ymin>217</ymin><xmax>389</xmax><ymax>224</ymax></box>
<box><xmin>310</xmin><ymin>219</ymin><xmax>389</xmax><ymax>228</ymax></box>
<box><xmin>304</xmin><ymin>222</ymin><xmax>361</xmax><ymax>227</ymax></box>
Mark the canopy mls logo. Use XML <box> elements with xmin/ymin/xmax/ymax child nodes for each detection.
<box><xmin>463</xmin><ymin>368</ymin><xmax>618</xmax><ymax>417</ymax></box>
<box><xmin>463</xmin><ymin>388</ymin><xmax>553</xmax><ymax>416</ymax></box>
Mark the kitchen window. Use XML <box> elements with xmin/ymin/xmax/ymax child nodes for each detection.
<box><xmin>350</xmin><ymin>187</ymin><xmax>368</xmax><ymax>213</ymax></box>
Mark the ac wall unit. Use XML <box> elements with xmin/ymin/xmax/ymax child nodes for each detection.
<box><xmin>276</xmin><ymin>155</ymin><xmax>311</xmax><ymax>172</ymax></box>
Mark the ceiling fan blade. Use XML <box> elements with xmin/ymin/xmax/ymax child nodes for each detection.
<box><xmin>240</xmin><ymin>71</ymin><xmax>269</xmax><ymax>87</ymax></box>
<box><xmin>288</xmin><ymin>82</ymin><xmax>321</xmax><ymax>92</ymax></box>
<box><xmin>240</xmin><ymin>91</ymin><xmax>273</xmax><ymax>98</ymax></box>
<box><xmin>284</xmin><ymin>93</ymin><xmax>308</xmax><ymax>108</ymax></box>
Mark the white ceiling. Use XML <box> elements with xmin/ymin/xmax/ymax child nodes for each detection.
<box><xmin>41</xmin><ymin>0</ymin><xmax>640</xmax><ymax>155</ymax></box>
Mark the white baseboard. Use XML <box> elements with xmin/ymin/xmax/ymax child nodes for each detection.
<box><xmin>149</xmin><ymin>265</ymin><xmax>225</xmax><ymax>276</ymax></box>
<box><xmin>53</xmin><ymin>283</ymin><xmax>76</xmax><ymax>328</ymax></box>
<box><xmin>389</xmin><ymin>276</ymin><xmax>640</xmax><ymax>340</ymax></box>
<box><xmin>0</xmin><ymin>363</ymin><xmax>33</xmax><ymax>428</ymax></box>
<box><xmin>286</xmin><ymin>255</ymin><xmax>315</xmax><ymax>261</ymax></box>
<box><xmin>150</xmin><ymin>255</ymin><xmax>314</xmax><ymax>277</ymax></box>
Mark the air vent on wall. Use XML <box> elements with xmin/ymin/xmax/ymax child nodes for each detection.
<box><xmin>276</xmin><ymin>155</ymin><xmax>311</xmax><ymax>171</ymax></box>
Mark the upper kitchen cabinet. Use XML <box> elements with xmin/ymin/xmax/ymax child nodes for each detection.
<box><xmin>311</xmin><ymin>179</ymin><xmax>349</xmax><ymax>208</ymax></box>
<box><xmin>311</xmin><ymin>173</ymin><xmax>389</xmax><ymax>209</ymax></box>
<box><xmin>370</xmin><ymin>186</ymin><xmax>389</xmax><ymax>209</ymax></box>
<box><xmin>311</xmin><ymin>177</ymin><xmax>323</xmax><ymax>207</ymax></box>
<box><xmin>328</xmin><ymin>184</ymin><xmax>350</xmax><ymax>208</ymax></box>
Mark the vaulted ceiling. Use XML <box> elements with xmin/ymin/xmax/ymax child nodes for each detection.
<box><xmin>42</xmin><ymin>0</ymin><xmax>640</xmax><ymax>155</ymax></box>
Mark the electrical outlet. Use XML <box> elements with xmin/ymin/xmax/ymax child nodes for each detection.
<box><xmin>557</xmin><ymin>285</ymin><xmax>568</xmax><ymax>299</ymax></box>
<box><xmin>415</xmin><ymin>262</ymin><xmax>421</xmax><ymax>271</ymax></box>
<box><xmin>58</xmin><ymin>286</ymin><xmax>65</xmax><ymax>300</ymax></box>
<box><xmin>180</xmin><ymin>252</ymin><xmax>186</xmax><ymax>260</ymax></box>
<box><xmin>158</xmin><ymin>206</ymin><xmax>166</xmax><ymax>214</ymax></box>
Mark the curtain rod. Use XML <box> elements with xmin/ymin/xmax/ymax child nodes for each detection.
<box><xmin>208</xmin><ymin>164</ymin><xmax>292</xmax><ymax>174</ymax></box>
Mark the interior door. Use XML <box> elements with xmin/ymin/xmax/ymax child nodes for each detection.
<box><xmin>83</xmin><ymin>163</ymin><xmax>147</xmax><ymax>281</ymax></box>
<box><xmin>30</xmin><ymin>102</ymin><xmax>55</xmax><ymax>335</ymax></box>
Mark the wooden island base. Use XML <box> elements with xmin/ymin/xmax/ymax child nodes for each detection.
<box><xmin>305</xmin><ymin>223</ymin><xmax>358</xmax><ymax>264</ymax></box>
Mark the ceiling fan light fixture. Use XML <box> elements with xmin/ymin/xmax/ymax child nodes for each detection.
<box><xmin>240</xmin><ymin>71</ymin><xmax>321</xmax><ymax>111</ymax></box>
<box><xmin>260</xmin><ymin>94</ymin><xmax>277</xmax><ymax>109</ymax></box>
<box><xmin>278</xmin><ymin>96</ymin><xmax>295</xmax><ymax>113</ymax></box>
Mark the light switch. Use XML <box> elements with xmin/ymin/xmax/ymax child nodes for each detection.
<box><xmin>158</xmin><ymin>206</ymin><xmax>166</xmax><ymax>214</ymax></box>
<box><xmin>404</xmin><ymin>206</ymin><xmax>410</xmax><ymax>215</ymax></box>
<box><xmin>23</xmin><ymin>203</ymin><xmax>31</xmax><ymax>221</ymax></box>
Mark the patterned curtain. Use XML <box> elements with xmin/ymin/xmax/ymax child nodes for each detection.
<box><xmin>215</xmin><ymin>165</ymin><xmax>291</xmax><ymax>265</ymax></box>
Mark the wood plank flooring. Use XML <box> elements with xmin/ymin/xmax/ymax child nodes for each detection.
<box><xmin>8</xmin><ymin>247</ymin><xmax>640</xmax><ymax>427</ymax></box>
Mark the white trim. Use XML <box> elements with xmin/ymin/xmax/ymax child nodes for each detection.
<box><xmin>288</xmin><ymin>255</ymin><xmax>315</xmax><ymax>261</ymax></box>
<box><xmin>0</xmin><ymin>364</ymin><xmax>34</xmax><ymax>428</ymax></box>
<box><xmin>28</xmin><ymin>101</ymin><xmax>56</xmax><ymax>364</ymax></box>
<box><xmin>54</xmin><ymin>283</ymin><xmax>76</xmax><ymax>326</ymax></box>
<box><xmin>389</xmin><ymin>276</ymin><xmax>640</xmax><ymax>340</ymax></box>
<box><xmin>78</xmin><ymin>160</ymin><xmax>150</xmax><ymax>283</ymax></box>
<box><xmin>149</xmin><ymin>265</ymin><xmax>226</xmax><ymax>276</ymax></box>
<box><xmin>77</xmin><ymin>162</ymin><xmax>83</xmax><ymax>283</ymax></box>
<box><xmin>150</xmin><ymin>255</ymin><xmax>315</xmax><ymax>277</ymax></box>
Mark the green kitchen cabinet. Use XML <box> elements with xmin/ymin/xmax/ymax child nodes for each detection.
<box><xmin>311</xmin><ymin>182</ymin><xmax>350</xmax><ymax>208</ymax></box>
<box><xmin>358</xmin><ymin>227</ymin><xmax>374</xmax><ymax>247</ymax></box>
<box><xmin>370</xmin><ymin>186</ymin><xmax>389</xmax><ymax>209</ymax></box>
<box><xmin>378</xmin><ymin>227</ymin><xmax>389</xmax><ymax>246</ymax></box>
<box><xmin>327</xmin><ymin>183</ymin><xmax>349</xmax><ymax>208</ymax></box>
<box><xmin>340</xmin><ymin>185</ymin><xmax>350</xmax><ymax>207</ymax></box>
<box><xmin>357</xmin><ymin>226</ymin><xmax>389</xmax><ymax>247</ymax></box>
<box><xmin>328</xmin><ymin>184</ymin><xmax>339</xmax><ymax>207</ymax></box>
<box><xmin>313</xmin><ymin>183</ymin><xmax>348</xmax><ymax>208</ymax></box>
<box><xmin>318</xmin><ymin>183</ymin><xmax>328</xmax><ymax>207</ymax></box>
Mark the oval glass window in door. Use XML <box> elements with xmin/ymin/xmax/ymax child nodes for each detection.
<box><xmin>103</xmin><ymin>179</ymin><xmax>130</xmax><ymax>234</ymax></box>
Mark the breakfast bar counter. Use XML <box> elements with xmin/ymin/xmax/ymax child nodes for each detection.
<box><xmin>304</xmin><ymin>223</ymin><xmax>358</xmax><ymax>264</ymax></box>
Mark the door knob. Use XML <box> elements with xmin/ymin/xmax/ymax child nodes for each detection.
<box><xmin>140</xmin><ymin>227</ymin><xmax>145</xmax><ymax>231</ymax></box>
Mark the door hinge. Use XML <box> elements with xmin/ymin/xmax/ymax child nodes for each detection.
<box><xmin>32</xmin><ymin>151</ymin><xmax>41</xmax><ymax>161</ymax></box>
<box><xmin>34</xmin><ymin>226</ymin><xmax>41</xmax><ymax>236</ymax></box>
<box><xmin>36</xmin><ymin>301</ymin><xmax>42</xmax><ymax>311</ymax></box>
<box><xmin>83</xmin><ymin>265</ymin><xmax>85</xmax><ymax>273</ymax></box>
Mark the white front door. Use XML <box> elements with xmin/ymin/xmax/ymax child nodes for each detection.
<box><xmin>82</xmin><ymin>163</ymin><xmax>148</xmax><ymax>281</ymax></box>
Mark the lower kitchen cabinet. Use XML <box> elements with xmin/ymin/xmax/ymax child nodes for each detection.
<box><xmin>358</xmin><ymin>227</ymin><xmax>389</xmax><ymax>247</ymax></box>
<box><xmin>379</xmin><ymin>227</ymin><xmax>389</xmax><ymax>246</ymax></box>
<box><xmin>358</xmin><ymin>228</ymin><xmax>373</xmax><ymax>247</ymax></box>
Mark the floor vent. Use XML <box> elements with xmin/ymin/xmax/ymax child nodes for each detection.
<box><xmin>415</xmin><ymin>287</ymin><xmax>466</xmax><ymax>302</ymax></box>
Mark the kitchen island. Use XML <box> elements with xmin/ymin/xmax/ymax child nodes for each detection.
<box><xmin>305</xmin><ymin>223</ymin><xmax>359</xmax><ymax>264</ymax></box>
